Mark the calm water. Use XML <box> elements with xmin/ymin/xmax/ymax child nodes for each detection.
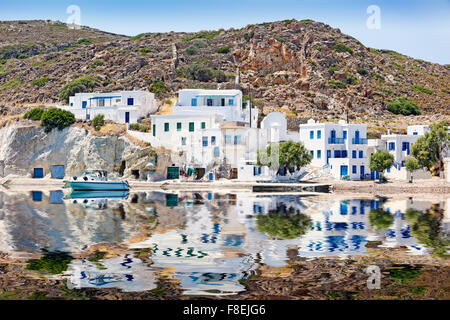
<box><xmin>0</xmin><ymin>190</ymin><xmax>448</xmax><ymax>295</ymax></box>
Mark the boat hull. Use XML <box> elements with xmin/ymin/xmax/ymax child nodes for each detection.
<box><xmin>65</xmin><ymin>190</ymin><xmax>129</xmax><ymax>200</ymax></box>
<box><xmin>64</xmin><ymin>180</ymin><xmax>129</xmax><ymax>191</ymax></box>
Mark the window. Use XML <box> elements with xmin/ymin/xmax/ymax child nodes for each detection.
<box><xmin>388</xmin><ymin>142</ymin><xmax>395</xmax><ymax>150</ymax></box>
<box><xmin>127</xmin><ymin>98</ymin><xmax>134</xmax><ymax>105</ymax></box>
<box><xmin>191</xmin><ymin>98</ymin><xmax>197</xmax><ymax>106</ymax></box>
<box><xmin>234</xmin><ymin>135</ymin><xmax>242</xmax><ymax>145</ymax></box>
<box><xmin>352</xmin><ymin>150</ymin><xmax>357</xmax><ymax>158</ymax></box>
<box><xmin>189</xmin><ymin>122</ymin><xmax>194</xmax><ymax>132</ymax></box>
<box><xmin>207</xmin><ymin>98</ymin><xmax>213</xmax><ymax>106</ymax></box>
<box><xmin>152</xmin><ymin>124</ymin><xmax>156</xmax><ymax>137</ymax></box>
<box><xmin>359</xmin><ymin>150</ymin><xmax>363</xmax><ymax>158</ymax></box>
<box><xmin>98</xmin><ymin>99</ymin><xmax>105</xmax><ymax>107</ymax></box>
<box><xmin>342</xmin><ymin>150</ymin><xmax>347</xmax><ymax>158</ymax></box>
<box><xmin>334</xmin><ymin>150</ymin><xmax>339</xmax><ymax>158</ymax></box>
<box><xmin>115</xmin><ymin>98</ymin><xmax>121</xmax><ymax>104</ymax></box>
<box><xmin>317</xmin><ymin>130</ymin><xmax>321</xmax><ymax>139</ymax></box>
<box><xmin>181</xmin><ymin>137</ymin><xmax>186</xmax><ymax>145</ymax></box>
<box><xmin>211</xmin><ymin>136</ymin><xmax>216</xmax><ymax>145</ymax></box>
<box><xmin>310</xmin><ymin>130</ymin><xmax>314</xmax><ymax>139</ymax></box>
<box><xmin>225</xmin><ymin>135</ymin><xmax>232</xmax><ymax>144</ymax></box>
<box><xmin>202</xmin><ymin>136</ymin><xmax>208</xmax><ymax>147</ymax></box>
<box><xmin>402</xmin><ymin>142</ymin><xmax>409</xmax><ymax>151</ymax></box>
<box><xmin>413</xmin><ymin>132</ymin><xmax>418</xmax><ymax>135</ymax></box>
<box><xmin>352</xmin><ymin>206</ymin><xmax>357</xmax><ymax>215</ymax></box>
<box><xmin>70</xmin><ymin>103</ymin><xmax>73</xmax><ymax>106</ymax></box>
<box><xmin>310</xmin><ymin>150</ymin><xmax>314</xmax><ymax>158</ymax></box>
<box><xmin>201</xmin><ymin>122</ymin><xmax>206</xmax><ymax>129</ymax></box>
<box><xmin>253</xmin><ymin>166</ymin><xmax>262</xmax><ymax>176</ymax></box>
<box><xmin>352</xmin><ymin>165</ymin><xmax>357</xmax><ymax>174</ymax></box>
<box><xmin>343</xmin><ymin>130</ymin><xmax>347</xmax><ymax>139</ymax></box>
<box><xmin>177</xmin><ymin>122</ymin><xmax>182</xmax><ymax>131</ymax></box>
<box><xmin>317</xmin><ymin>150</ymin><xmax>322</xmax><ymax>159</ymax></box>
<box><xmin>228</xmin><ymin>99</ymin><xmax>234</xmax><ymax>106</ymax></box>
<box><xmin>214</xmin><ymin>146</ymin><xmax>220</xmax><ymax>157</ymax></box>
<box><xmin>164</xmin><ymin>123</ymin><xmax>169</xmax><ymax>132</ymax></box>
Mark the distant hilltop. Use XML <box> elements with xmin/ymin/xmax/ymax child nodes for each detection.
<box><xmin>0</xmin><ymin>19</ymin><xmax>448</xmax><ymax>132</ymax></box>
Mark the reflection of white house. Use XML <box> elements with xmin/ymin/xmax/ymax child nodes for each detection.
<box><xmin>299</xmin><ymin>119</ymin><xmax>370</xmax><ymax>180</ymax></box>
<box><xmin>59</xmin><ymin>90</ymin><xmax>158</xmax><ymax>124</ymax></box>
<box><xmin>128</xmin><ymin>89</ymin><xmax>301</xmax><ymax>181</ymax></box>
<box><xmin>67</xmin><ymin>255</ymin><xmax>158</xmax><ymax>292</ymax></box>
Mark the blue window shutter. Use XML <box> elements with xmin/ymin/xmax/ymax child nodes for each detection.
<box><xmin>191</xmin><ymin>98</ymin><xmax>197</xmax><ymax>106</ymax></box>
<box><xmin>310</xmin><ymin>130</ymin><xmax>314</xmax><ymax>139</ymax></box>
<box><xmin>127</xmin><ymin>98</ymin><xmax>134</xmax><ymax>105</ymax></box>
<box><xmin>359</xmin><ymin>151</ymin><xmax>363</xmax><ymax>158</ymax></box>
<box><xmin>317</xmin><ymin>130</ymin><xmax>321</xmax><ymax>139</ymax></box>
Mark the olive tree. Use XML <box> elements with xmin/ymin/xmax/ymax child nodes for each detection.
<box><xmin>369</xmin><ymin>150</ymin><xmax>394</xmax><ymax>181</ymax></box>
<box><xmin>405</xmin><ymin>157</ymin><xmax>420</xmax><ymax>183</ymax></box>
<box><xmin>257</xmin><ymin>141</ymin><xmax>312</xmax><ymax>174</ymax></box>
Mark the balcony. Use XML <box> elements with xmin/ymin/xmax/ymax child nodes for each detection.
<box><xmin>352</xmin><ymin>138</ymin><xmax>368</xmax><ymax>145</ymax></box>
<box><xmin>328</xmin><ymin>137</ymin><xmax>345</xmax><ymax>144</ymax></box>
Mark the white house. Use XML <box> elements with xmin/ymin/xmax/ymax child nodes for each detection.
<box><xmin>369</xmin><ymin>125</ymin><xmax>432</xmax><ymax>180</ymax></box>
<box><xmin>129</xmin><ymin>89</ymin><xmax>302</xmax><ymax>181</ymax></box>
<box><xmin>60</xmin><ymin>90</ymin><xmax>158</xmax><ymax>124</ymax></box>
<box><xmin>173</xmin><ymin>89</ymin><xmax>258</xmax><ymax>127</ymax></box>
<box><xmin>299</xmin><ymin>119</ymin><xmax>370</xmax><ymax>180</ymax></box>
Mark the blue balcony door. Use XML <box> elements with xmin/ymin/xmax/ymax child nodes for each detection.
<box><xmin>125</xmin><ymin>112</ymin><xmax>130</xmax><ymax>123</ymax></box>
<box><xmin>82</xmin><ymin>101</ymin><xmax>87</xmax><ymax>108</ymax></box>
<box><xmin>340</xmin><ymin>165</ymin><xmax>348</xmax><ymax>178</ymax></box>
<box><xmin>355</xmin><ymin>130</ymin><xmax>360</xmax><ymax>142</ymax></box>
<box><xmin>360</xmin><ymin>166</ymin><xmax>365</xmax><ymax>178</ymax></box>
<box><xmin>331</xmin><ymin>130</ymin><xmax>336</xmax><ymax>138</ymax></box>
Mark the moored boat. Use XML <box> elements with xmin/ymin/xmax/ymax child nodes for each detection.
<box><xmin>64</xmin><ymin>170</ymin><xmax>130</xmax><ymax>191</ymax></box>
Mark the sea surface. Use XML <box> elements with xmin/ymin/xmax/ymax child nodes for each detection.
<box><xmin>0</xmin><ymin>189</ymin><xmax>448</xmax><ymax>295</ymax></box>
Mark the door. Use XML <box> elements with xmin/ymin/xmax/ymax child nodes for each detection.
<box><xmin>231</xmin><ymin>168</ymin><xmax>238</xmax><ymax>179</ymax></box>
<box><xmin>125</xmin><ymin>112</ymin><xmax>130</xmax><ymax>123</ymax></box>
<box><xmin>360</xmin><ymin>166</ymin><xmax>365</xmax><ymax>179</ymax></box>
<box><xmin>51</xmin><ymin>165</ymin><xmax>65</xmax><ymax>179</ymax></box>
<box><xmin>340</xmin><ymin>165</ymin><xmax>348</xmax><ymax>179</ymax></box>
<box><xmin>167</xmin><ymin>167</ymin><xmax>179</xmax><ymax>179</ymax></box>
<box><xmin>33</xmin><ymin>168</ymin><xmax>44</xmax><ymax>178</ymax></box>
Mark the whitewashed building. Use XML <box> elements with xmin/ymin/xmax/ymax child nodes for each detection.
<box><xmin>60</xmin><ymin>90</ymin><xmax>158</xmax><ymax>124</ymax></box>
<box><xmin>299</xmin><ymin>119</ymin><xmax>370</xmax><ymax>180</ymax></box>
<box><xmin>129</xmin><ymin>89</ymin><xmax>302</xmax><ymax>181</ymax></box>
<box><xmin>368</xmin><ymin>125</ymin><xmax>432</xmax><ymax>180</ymax></box>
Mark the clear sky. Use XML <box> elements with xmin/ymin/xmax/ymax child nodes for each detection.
<box><xmin>1</xmin><ymin>0</ymin><xmax>449</xmax><ymax>64</ymax></box>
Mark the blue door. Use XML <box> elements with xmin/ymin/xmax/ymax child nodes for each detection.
<box><xmin>125</xmin><ymin>112</ymin><xmax>130</xmax><ymax>123</ymax></box>
<box><xmin>82</xmin><ymin>101</ymin><xmax>87</xmax><ymax>108</ymax></box>
<box><xmin>360</xmin><ymin>166</ymin><xmax>365</xmax><ymax>179</ymax></box>
<box><xmin>33</xmin><ymin>168</ymin><xmax>44</xmax><ymax>178</ymax></box>
<box><xmin>340</xmin><ymin>165</ymin><xmax>348</xmax><ymax>179</ymax></box>
<box><xmin>51</xmin><ymin>165</ymin><xmax>65</xmax><ymax>179</ymax></box>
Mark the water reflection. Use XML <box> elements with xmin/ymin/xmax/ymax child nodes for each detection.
<box><xmin>0</xmin><ymin>190</ymin><xmax>448</xmax><ymax>295</ymax></box>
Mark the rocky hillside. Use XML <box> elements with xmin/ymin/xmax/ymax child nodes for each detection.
<box><xmin>0</xmin><ymin>19</ymin><xmax>448</xmax><ymax>131</ymax></box>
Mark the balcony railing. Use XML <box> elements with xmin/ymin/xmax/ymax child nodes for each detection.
<box><xmin>352</xmin><ymin>138</ymin><xmax>368</xmax><ymax>144</ymax></box>
<box><xmin>328</xmin><ymin>137</ymin><xmax>345</xmax><ymax>144</ymax></box>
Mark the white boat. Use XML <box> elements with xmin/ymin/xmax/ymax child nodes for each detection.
<box><xmin>64</xmin><ymin>170</ymin><xmax>130</xmax><ymax>191</ymax></box>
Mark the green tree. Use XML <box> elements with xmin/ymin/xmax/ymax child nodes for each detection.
<box><xmin>23</xmin><ymin>107</ymin><xmax>45</xmax><ymax>121</ymax></box>
<box><xmin>386</xmin><ymin>97</ymin><xmax>421</xmax><ymax>116</ymax></box>
<box><xmin>405</xmin><ymin>157</ymin><xmax>420</xmax><ymax>183</ymax></box>
<box><xmin>405</xmin><ymin>208</ymin><xmax>449</xmax><ymax>257</ymax></box>
<box><xmin>257</xmin><ymin>141</ymin><xmax>312</xmax><ymax>173</ymax></box>
<box><xmin>59</xmin><ymin>76</ymin><xmax>100</xmax><ymax>103</ymax></box>
<box><xmin>256</xmin><ymin>209</ymin><xmax>312</xmax><ymax>239</ymax></box>
<box><xmin>149</xmin><ymin>81</ymin><xmax>167</xmax><ymax>94</ymax></box>
<box><xmin>92</xmin><ymin>114</ymin><xmax>105</xmax><ymax>131</ymax></box>
<box><xmin>369</xmin><ymin>209</ymin><xmax>394</xmax><ymax>230</ymax></box>
<box><xmin>369</xmin><ymin>150</ymin><xmax>394</xmax><ymax>181</ymax></box>
<box><xmin>411</xmin><ymin>121</ymin><xmax>449</xmax><ymax>175</ymax></box>
<box><xmin>40</xmin><ymin>108</ymin><xmax>75</xmax><ymax>133</ymax></box>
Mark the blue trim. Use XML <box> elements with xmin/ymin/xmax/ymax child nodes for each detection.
<box><xmin>88</xmin><ymin>96</ymin><xmax>121</xmax><ymax>100</ymax></box>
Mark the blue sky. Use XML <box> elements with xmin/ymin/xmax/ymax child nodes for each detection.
<box><xmin>1</xmin><ymin>0</ymin><xmax>449</xmax><ymax>64</ymax></box>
